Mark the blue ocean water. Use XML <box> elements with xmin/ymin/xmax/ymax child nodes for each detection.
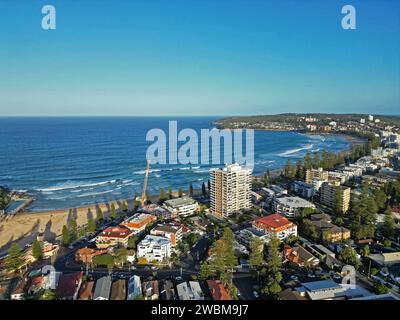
<box><xmin>0</xmin><ymin>117</ymin><xmax>350</xmax><ymax>211</ymax></box>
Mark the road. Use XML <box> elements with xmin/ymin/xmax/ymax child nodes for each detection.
<box><xmin>54</xmin><ymin>232</ymin><xmax>213</xmax><ymax>282</ymax></box>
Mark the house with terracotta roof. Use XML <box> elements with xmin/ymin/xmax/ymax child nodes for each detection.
<box><xmin>207</xmin><ymin>280</ymin><xmax>233</xmax><ymax>300</ymax></box>
<box><xmin>120</xmin><ymin>213</ymin><xmax>157</xmax><ymax>234</ymax></box>
<box><xmin>75</xmin><ymin>247</ymin><xmax>108</xmax><ymax>264</ymax></box>
<box><xmin>78</xmin><ymin>281</ymin><xmax>94</xmax><ymax>300</ymax></box>
<box><xmin>28</xmin><ymin>275</ymin><xmax>45</xmax><ymax>295</ymax></box>
<box><xmin>55</xmin><ymin>272</ymin><xmax>83</xmax><ymax>300</ymax></box>
<box><xmin>283</xmin><ymin>244</ymin><xmax>320</xmax><ymax>268</ymax></box>
<box><xmin>251</xmin><ymin>213</ymin><xmax>297</xmax><ymax>242</ymax></box>
<box><xmin>96</xmin><ymin>225</ymin><xmax>134</xmax><ymax>248</ymax></box>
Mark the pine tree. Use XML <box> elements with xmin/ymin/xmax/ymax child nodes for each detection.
<box><xmin>68</xmin><ymin>218</ymin><xmax>78</xmax><ymax>242</ymax></box>
<box><xmin>312</xmin><ymin>152</ymin><xmax>321</xmax><ymax>168</ymax></box>
<box><xmin>168</xmin><ymin>187</ymin><xmax>173</xmax><ymax>199</ymax></box>
<box><xmin>249</xmin><ymin>237</ymin><xmax>264</xmax><ymax>268</ymax></box>
<box><xmin>189</xmin><ymin>184</ymin><xmax>194</xmax><ymax>197</ymax></box>
<box><xmin>284</xmin><ymin>159</ymin><xmax>294</xmax><ymax>179</ymax></box>
<box><xmin>110</xmin><ymin>203</ymin><xmax>117</xmax><ymax>220</ymax></box>
<box><xmin>178</xmin><ymin>188</ymin><xmax>183</xmax><ymax>198</ymax></box>
<box><xmin>121</xmin><ymin>201</ymin><xmax>128</xmax><ymax>212</ymax></box>
<box><xmin>295</xmin><ymin>160</ymin><xmax>304</xmax><ymax>180</ymax></box>
<box><xmin>202</xmin><ymin>182</ymin><xmax>207</xmax><ymax>197</ymax></box>
<box><xmin>262</xmin><ymin>237</ymin><xmax>282</xmax><ymax>298</ymax></box>
<box><xmin>207</xmin><ymin>179</ymin><xmax>211</xmax><ymax>192</ymax></box>
<box><xmin>62</xmin><ymin>225</ymin><xmax>70</xmax><ymax>247</ymax></box>
<box><xmin>32</xmin><ymin>239</ymin><xmax>43</xmax><ymax>260</ymax></box>
<box><xmin>159</xmin><ymin>188</ymin><xmax>167</xmax><ymax>203</ymax></box>
<box><xmin>304</xmin><ymin>152</ymin><xmax>313</xmax><ymax>170</ymax></box>
<box><xmin>86</xmin><ymin>218</ymin><xmax>96</xmax><ymax>233</ymax></box>
<box><xmin>382</xmin><ymin>206</ymin><xmax>395</xmax><ymax>238</ymax></box>
<box><xmin>97</xmin><ymin>207</ymin><xmax>104</xmax><ymax>221</ymax></box>
<box><xmin>5</xmin><ymin>243</ymin><xmax>24</xmax><ymax>272</ymax></box>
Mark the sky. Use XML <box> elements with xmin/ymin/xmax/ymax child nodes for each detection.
<box><xmin>0</xmin><ymin>0</ymin><xmax>399</xmax><ymax>116</ymax></box>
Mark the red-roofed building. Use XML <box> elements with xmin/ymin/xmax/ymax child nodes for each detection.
<box><xmin>96</xmin><ymin>226</ymin><xmax>133</xmax><ymax>248</ymax></box>
<box><xmin>207</xmin><ymin>280</ymin><xmax>232</xmax><ymax>300</ymax></box>
<box><xmin>56</xmin><ymin>272</ymin><xmax>83</xmax><ymax>300</ymax></box>
<box><xmin>251</xmin><ymin>213</ymin><xmax>297</xmax><ymax>241</ymax></box>
<box><xmin>28</xmin><ymin>275</ymin><xmax>45</xmax><ymax>295</ymax></box>
<box><xmin>120</xmin><ymin>213</ymin><xmax>157</xmax><ymax>234</ymax></box>
<box><xmin>75</xmin><ymin>247</ymin><xmax>108</xmax><ymax>264</ymax></box>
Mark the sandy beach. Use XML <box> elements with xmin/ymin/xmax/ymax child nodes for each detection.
<box><xmin>0</xmin><ymin>199</ymin><xmax>134</xmax><ymax>255</ymax></box>
<box><xmin>0</xmin><ymin>132</ymin><xmax>367</xmax><ymax>255</ymax></box>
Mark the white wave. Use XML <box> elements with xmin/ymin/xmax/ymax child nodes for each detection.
<box><xmin>134</xmin><ymin>169</ymin><xmax>161</xmax><ymax>174</ymax></box>
<box><xmin>37</xmin><ymin>179</ymin><xmax>117</xmax><ymax>192</ymax></box>
<box><xmin>194</xmin><ymin>169</ymin><xmax>212</xmax><ymax>173</ymax></box>
<box><xmin>76</xmin><ymin>190</ymin><xmax>114</xmax><ymax>198</ymax></box>
<box><xmin>278</xmin><ymin>144</ymin><xmax>313</xmax><ymax>157</ymax></box>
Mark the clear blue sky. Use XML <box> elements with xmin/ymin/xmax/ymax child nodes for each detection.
<box><xmin>0</xmin><ymin>0</ymin><xmax>399</xmax><ymax>116</ymax></box>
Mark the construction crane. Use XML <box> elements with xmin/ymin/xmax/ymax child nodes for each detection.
<box><xmin>140</xmin><ymin>160</ymin><xmax>151</xmax><ymax>207</ymax></box>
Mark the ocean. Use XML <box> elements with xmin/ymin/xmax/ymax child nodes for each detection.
<box><xmin>0</xmin><ymin>117</ymin><xmax>350</xmax><ymax>211</ymax></box>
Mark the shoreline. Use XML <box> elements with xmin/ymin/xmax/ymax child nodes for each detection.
<box><xmin>0</xmin><ymin>130</ymin><xmax>367</xmax><ymax>254</ymax></box>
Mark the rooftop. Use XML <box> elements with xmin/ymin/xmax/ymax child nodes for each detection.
<box><xmin>275</xmin><ymin>196</ymin><xmax>315</xmax><ymax>208</ymax></box>
<box><xmin>164</xmin><ymin>197</ymin><xmax>197</xmax><ymax>208</ymax></box>
<box><xmin>252</xmin><ymin>213</ymin><xmax>295</xmax><ymax>231</ymax></box>
<box><xmin>99</xmin><ymin>226</ymin><xmax>133</xmax><ymax>239</ymax></box>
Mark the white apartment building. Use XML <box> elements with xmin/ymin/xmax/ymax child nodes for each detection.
<box><xmin>273</xmin><ymin>196</ymin><xmax>316</xmax><ymax>218</ymax></box>
<box><xmin>163</xmin><ymin>197</ymin><xmax>199</xmax><ymax>217</ymax></box>
<box><xmin>136</xmin><ymin>235</ymin><xmax>171</xmax><ymax>263</ymax></box>
<box><xmin>150</xmin><ymin>223</ymin><xmax>183</xmax><ymax>246</ymax></box>
<box><xmin>210</xmin><ymin>163</ymin><xmax>252</xmax><ymax>218</ymax></box>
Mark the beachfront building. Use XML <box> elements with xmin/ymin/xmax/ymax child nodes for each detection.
<box><xmin>320</xmin><ymin>182</ymin><xmax>351</xmax><ymax>214</ymax></box>
<box><xmin>163</xmin><ymin>197</ymin><xmax>199</xmax><ymax>217</ymax></box>
<box><xmin>150</xmin><ymin>223</ymin><xmax>183</xmax><ymax>246</ymax></box>
<box><xmin>136</xmin><ymin>235</ymin><xmax>171</xmax><ymax>263</ymax></box>
<box><xmin>96</xmin><ymin>226</ymin><xmax>133</xmax><ymax>248</ymax></box>
<box><xmin>210</xmin><ymin>163</ymin><xmax>252</xmax><ymax>218</ymax></box>
<box><xmin>305</xmin><ymin>168</ymin><xmax>328</xmax><ymax>184</ymax></box>
<box><xmin>120</xmin><ymin>213</ymin><xmax>157</xmax><ymax>234</ymax></box>
<box><xmin>273</xmin><ymin>196</ymin><xmax>316</xmax><ymax>218</ymax></box>
<box><xmin>251</xmin><ymin>213</ymin><xmax>297</xmax><ymax>242</ymax></box>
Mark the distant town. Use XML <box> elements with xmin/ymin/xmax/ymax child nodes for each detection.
<box><xmin>1</xmin><ymin>113</ymin><xmax>400</xmax><ymax>301</ymax></box>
